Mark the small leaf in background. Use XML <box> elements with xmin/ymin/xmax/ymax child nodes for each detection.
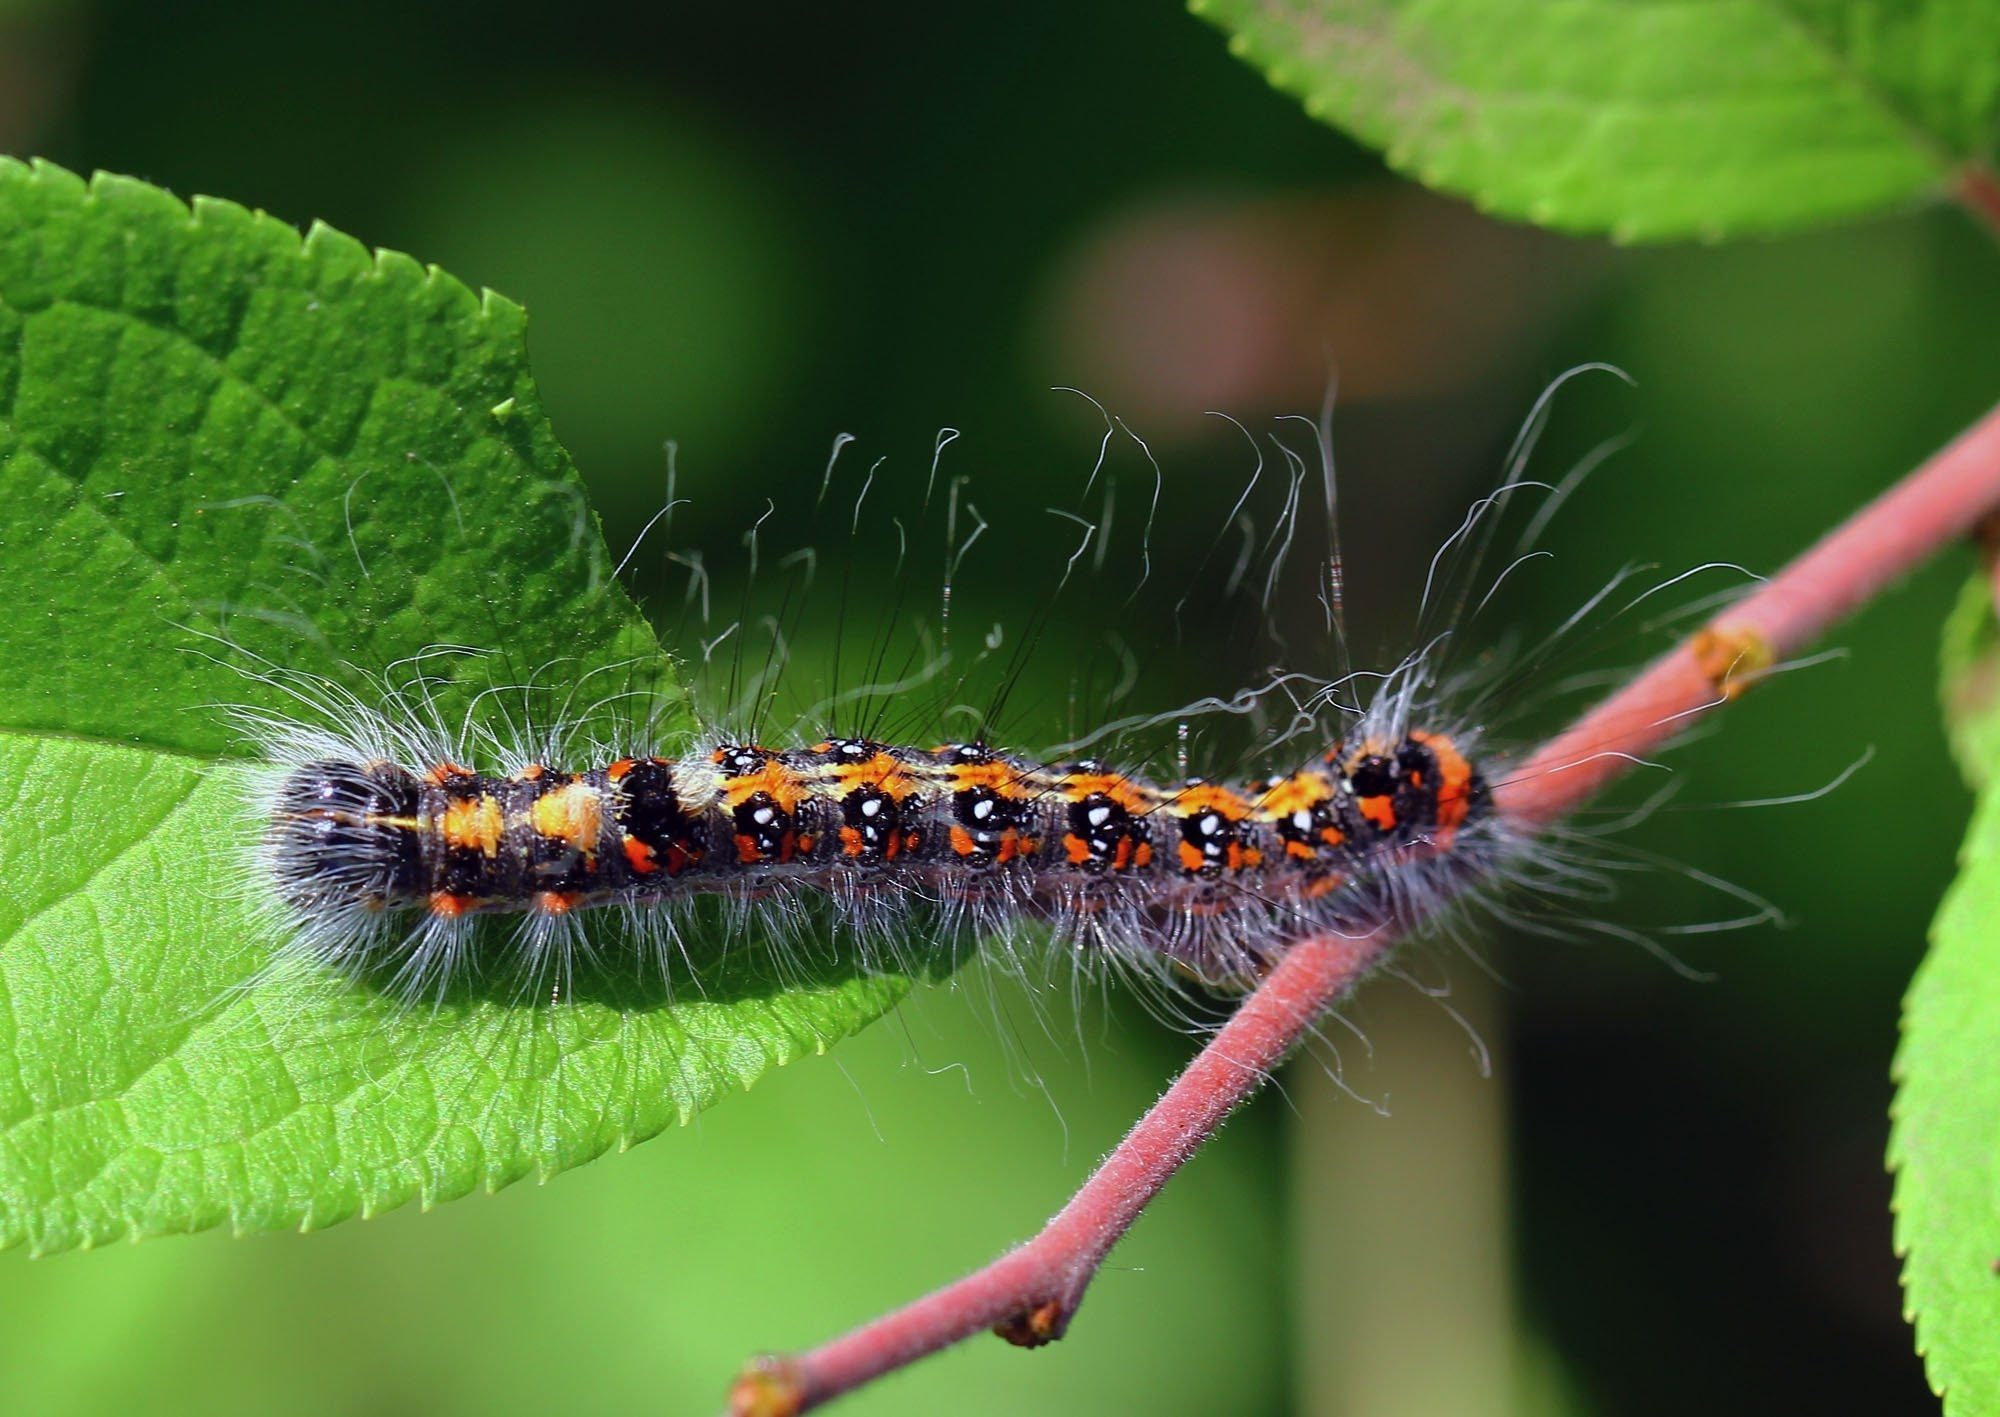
<box><xmin>0</xmin><ymin>159</ymin><xmax>911</xmax><ymax>1255</ymax></box>
<box><xmin>1894</xmin><ymin>582</ymin><xmax>2000</xmax><ymax>1413</ymax></box>
<box><xmin>1192</xmin><ymin>0</ymin><xmax>2000</xmax><ymax>240</ymax></box>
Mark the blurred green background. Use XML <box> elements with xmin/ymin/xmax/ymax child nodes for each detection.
<box><xmin>7</xmin><ymin>3</ymin><xmax>1998</xmax><ymax>1413</ymax></box>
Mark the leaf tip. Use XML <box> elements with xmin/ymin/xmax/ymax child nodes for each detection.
<box><xmin>477</xmin><ymin>284</ymin><xmax>527</xmax><ymax>326</ymax></box>
<box><xmin>85</xmin><ymin>167</ymin><xmax>189</xmax><ymax>226</ymax></box>
<box><xmin>367</xmin><ymin>244</ymin><xmax>427</xmax><ymax>286</ymax></box>
<box><xmin>301</xmin><ymin>216</ymin><xmax>370</xmax><ymax>273</ymax></box>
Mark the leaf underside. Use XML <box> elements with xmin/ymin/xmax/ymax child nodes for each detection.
<box><xmin>1892</xmin><ymin>576</ymin><xmax>2000</xmax><ymax>1412</ymax></box>
<box><xmin>0</xmin><ymin>158</ymin><xmax>910</xmax><ymax>1254</ymax></box>
<box><xmin>1193</xmin><ymin>0</ymin><xmax>2000</xmax><ymax>240</ymax></box>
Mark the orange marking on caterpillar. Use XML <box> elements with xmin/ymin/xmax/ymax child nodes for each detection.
<box><xmin>530</xmin><ymin>780</ymin><xmax>604</xmax><ymax>856</ymax></box>
<box><xmin>1411</xmin><ymin>730</ymin><xmax>1475</xmax><ymax>830</ymax></box>
<box><xmin>1255</xmin><ymin>772</ymin><xmax>1333</xmax><ymax>818</ymax></box>
<box><xmin>537</xmin><ymin>891</ymin><xmax>581</xmax><ymax>915</ymax></box>
<box><xmin>735</xmin><ymin>827</ymin><xmax>799</xmax><ymax>866</ymax></box>
<box><xmin>1170</xmin><ymin>782</ymin><xmax>1253</xmax><ymax>821</ymax></box>
<box><xmin>1358</xmin><ymin>796</ymin><xmax>1398</xmax><ymax>832</ymax></box>
<box><xmin>425</xmin><ymin>762</ymin><xmax>474</xmax><ymax>785</ymax></box>
<box><xmin>441</xmin><ymin>794</ymin><xmax>505</xmax><ymax>855</ymax></box>
<box><xmin>1057</xmin><ymin>770</ymin><xmax>1155</xmax><ymax>815</ymax></box>
<box><xmin>1688</xmin><ymin>624</ymin><xmax>1774</xmax><ymax>700</ymax></box>
<box><xmin>428</xmin><ymin>891</ymin><xmax>474</xmax><ymax>917</ymax></box>
<box><xmin>1168</xmin><ymin>782</ymin><xmax>1252</xmax><ymax>875</ymax></box>
<box><xmin>623</xmin><ymin>836</ymin><xmax>658</xmax><ymax>874</ymax></box>
<box><xmin>1258</xmin><ymin>772</ymin><xmax>1345</xmax><ymax>851</ymax></box>
<box><xmin>832</xmin><ymin>753</ymin><xmax>919</xmax><ymax>801</ymax></box>
<box><xmin>713</xmin><ymin>751</ymin><xmax>808</xmax><ymax>813</ymax></box>
<box><xmin>947</xmin><ymin>759</ymin><xmax>1033</xmax><ymax>799</ymax></box>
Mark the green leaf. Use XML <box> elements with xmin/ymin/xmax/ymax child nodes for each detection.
<box><xmin>1894</xmin><ymin>581</ymin><xmax>2000</xmax><ymax>1411</ymax></box>
<box><xmin>1940</xmin><ymin>575</ymin><xmax>2000</xmax><ymax>790</ymax></box>
<box><xmin>1892</xmin><ymin>785</ymin><xmax>2000</xmax><ymax>1414</ymax></box>
<box><xmin>0</xmin><ymin>158</ymin><xmax>910</xmax><ymax>1254</ymax></box>
<box><xmin>1193</xmin><ymin>0</ymin><xmax>2000</xmax><ymax>240</ymax></box>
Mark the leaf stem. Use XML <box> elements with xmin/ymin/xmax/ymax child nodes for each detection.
<box><xmin>729</xmin><ymin>398</ymin><xmax>2000</xmax><ymax>1417</ymax></box>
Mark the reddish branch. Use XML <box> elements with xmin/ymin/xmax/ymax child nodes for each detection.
<box><xmin>1505</xmin><ymin>400</ymin><xmax>2000</xmax><ymax>818</ymax></box>
<box><xmin>729</xmin><ymin>399</ymin><xmax>2000</xmax><ymax>1417</ymax></box>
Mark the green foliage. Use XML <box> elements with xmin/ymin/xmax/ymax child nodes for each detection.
<box><xmin>0</xmin><ymin>1009</ymin><xmax>1291</xmax><ymax>1417</ymax></box>
<box><xmin>1892</xmin><ymin>581</ymin><xmax>2000</xmax><ymax>1412</ymax></box>
<box><xmin>1193</xmin><ymin>0</ymin><xmax>2000</xmax><ymax>240</ymax></box>
<box><xmin>0</xmin><ymin>159</ymin><xmax>910</xmax><ymax>1254</ymax></box>
<box><xmin>1940</xmin><ymin>575</ymin><xmax>2000</xmax><ymax>789</ymax></box>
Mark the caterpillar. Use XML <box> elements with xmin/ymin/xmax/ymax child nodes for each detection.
<box><xmin>222</xmin><ymin>371</ymin><xmax>1740</xmax><ymax>1019</ymax></box>
<box><xmin>257</xmin><ymin>722</ymin><xmax>1493</xmax><ymax>995</ymax></box>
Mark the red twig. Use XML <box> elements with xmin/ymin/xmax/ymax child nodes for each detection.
<box><xmin>732</xmin><ymin>926</ymin><xmax>1391</xmax><ymax>1417</ymax></box>
<box><xmin>1956</xmin><ymin>163</ymin><xmax>2000</xmax><ymax>244</ymax></box>
<box><xmin>1503</xmin><ymin>398</ymin><xmax>2000</xmax><ymax>820</ymax></box>
<box><xmin>730</xmin><ymin>399</ymin><xmax>2000</xmax><ymax>1417</ymax></box>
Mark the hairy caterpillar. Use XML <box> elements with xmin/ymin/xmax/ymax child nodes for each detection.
<box><xmin>249</xmin><ymin>696</ymin><xmax>1496</xmax><ymax>999</ymax></box>
<box><xmin>218</xmin><ymin>371</ymin><xmax>1752</xmax><ymax>1020</ymax></box>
